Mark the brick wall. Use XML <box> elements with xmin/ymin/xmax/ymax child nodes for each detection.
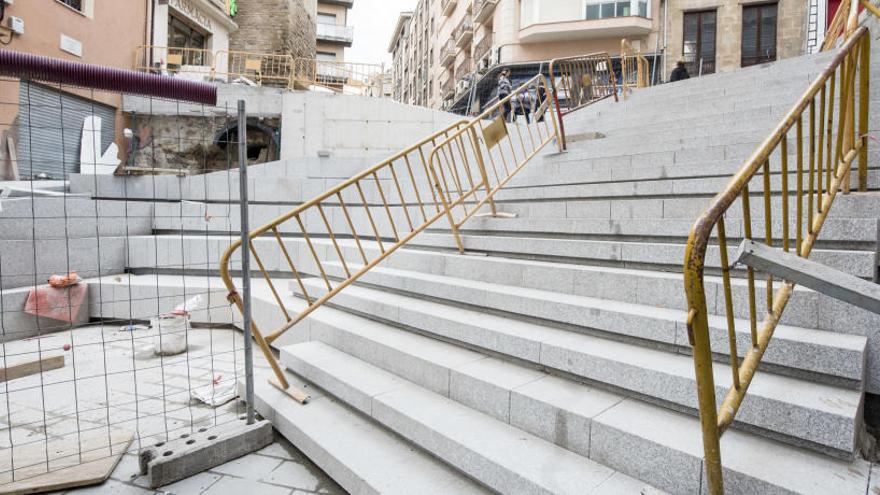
<box><xmin>665</xmin><ymin>0</ymin><xmax>807</xmax><ymax>77</ymax></box>
<box><xmin>229</xmin><ymin>0</ymin><xmax>316</xmax><ymax>60</ymax></box>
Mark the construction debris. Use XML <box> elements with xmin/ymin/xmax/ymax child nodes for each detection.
<box><xmin>0</xmin><ymin>354</ymin><xmax>64</xmax><ymax>383</ymax></box>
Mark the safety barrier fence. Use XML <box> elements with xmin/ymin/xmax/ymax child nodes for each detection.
<box><xmin>291</xmin><ymin>58</ymin><xmax>385</xmax><ymax>96</ymax></box>
<box><xmin>548</xmin><ymin>52</ymin><xmax>618</xmax><ymax>149</ymax></box>
<box><xmin>219</xmin><ymin>75</ymin><xmax>561</xmax><ymax>398</ymax></box>
<box><xmin>824</xmin><ymin>0</ymin><xmax>880</xmax><ymax>51</ymax></box>
<box><xmin>620</xmin><ymin>38</ymin><xmax>650</xmax><ymax>97</ymax></box>
<box><xmin>134</xmin><ymin>46</ymin><xmax>383</xmax><ymax>95</ymax></box>
<box><xmin>683</xmin><ymin>25</ymin><xmax>870</xmax><ymax>494</ymax></box>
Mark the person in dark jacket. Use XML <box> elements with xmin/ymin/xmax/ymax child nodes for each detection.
<box><xmin>669</xmin><ymin>61</ymin><xmax>690</xmax><ymax>82</ymax></box>
<box><xmin>497</xmin><ymin>69</ymin><xmax>513</xmax><ymax>121</ymax></box>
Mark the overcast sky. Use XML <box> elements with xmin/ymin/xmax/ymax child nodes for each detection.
<box><xmin>346</xmin><ymin>0</ymin><xmax>420</xmax><ymax>67</ymax></box>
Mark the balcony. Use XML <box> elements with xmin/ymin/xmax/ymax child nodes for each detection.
<box><xmin>473</xmin><ymin>0</ymin><xmax>498</xmax><ymax>24</ymax></box>
<box><xmin>441</xmin><ymin>0</ymin><xmax>457</xmax><ymax>16</ymax></box>
<box><xmin>474</xmin><ymin>33</ymin><xmax>493</xmax><ymax>63</ymax></box>
<box><xmin>455</xmin><ymin>57</ymin><xmax>472</xmax><ymax>81</ymax></box>
<box><xmin>441</xmin><ymin>76</ymin><xmax>455</xmax><ymax>100</ymax></box>
<box><xmin>440</xmin><ymin>39</ymin><xmax>457</xmax><ymax>67</ymax></box>
<box><xmin>454</xmin><ymin>18</ymin><xmax>474</xmax><ymax>48</ymax></box>
<box><xmin>519</xmin><ymin>0</ymin><xmax>651</xmax><ymax>43</ymax></box>
<box><xmin>316</xmin><ymin>22</ymin><xmax>354</xmax><ymax>46</ymax></box>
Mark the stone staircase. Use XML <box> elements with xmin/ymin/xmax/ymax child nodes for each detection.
<box><xmin>72</xmin><ymin>38</ymin><xmax>880</xmax><ymax>494</ymax></box>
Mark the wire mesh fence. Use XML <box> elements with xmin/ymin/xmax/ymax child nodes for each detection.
<box><xmin>0</xmin><ymin>62</ymin><xmax>258</xmax><ymax>487</ymax></box>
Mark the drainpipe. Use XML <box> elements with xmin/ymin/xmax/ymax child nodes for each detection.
<box><xmin>661</xmin><ymin>0</ymin><xmax>668</xmax><ymax>82</ymax></box>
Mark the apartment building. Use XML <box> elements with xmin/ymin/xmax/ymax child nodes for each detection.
<box><xmin>389</xmin><ymin>0</ymin><xmax>816</xmax><ymax>113</ymax></box>
<box><xmin>316</xmin><ymin>0</ymin><xmax>354</xmax><ymax>64</ymax></box>
<box><xmin>0</xmin><ymin>0</ymin><xmax>149</xmax><ymax>179</ymax></box>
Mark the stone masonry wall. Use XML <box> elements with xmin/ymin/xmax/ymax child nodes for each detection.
<box><xmin>665</xmin><ymin>0</ymin><xmax>807</xmax><ymax>77</ymax></box>
<box><xmin>229</xmin><ymin>0</ymin><xmax>316</xmax><ymax>60</ymax></box>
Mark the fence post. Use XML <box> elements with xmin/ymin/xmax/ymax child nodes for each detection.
<box><xmin>238</xmin><ymin>99</ymin><xmax>256</xmax><ymax>425</ymax></box>
<box><xmin>858</xmin><ymin>34</ymin><xmax>870</xmax><ymax>191</ymax></box>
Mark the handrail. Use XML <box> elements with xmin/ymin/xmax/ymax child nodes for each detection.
<box><xmin>219</xmin><ymin>75</ymin><xmax>562</xmax><ymax>398</ymax></box>
<box><xmin>824</xmin><ymin>0</ymin><xmax>879</xmax><ymax>51</ymax></box>
<box><xmin>683</xmin><ymin>26</ymin><xmax>870</xmax><ymax>494</ymax></box>
<box><xmin>620</xmin><ymin>38</ymin><xmax>649</xmax><ymax>97</ymax></box>
<box><xmin>548</xmin><ymin>52</ymin><xmax>618</xmax><ymax>150</ymax></box>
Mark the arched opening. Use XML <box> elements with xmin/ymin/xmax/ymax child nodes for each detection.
<box><xmin>214</xmin><ymin>119</ymin><xmax>280</xmax><ymax>165</ymax></box>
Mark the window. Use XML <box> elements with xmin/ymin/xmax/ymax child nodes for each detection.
<box><xmin>584</xmin><ymin>0</ymin><xmax>649</xmax><ymax>20</ymax></box>
<box><xmin>168</xmin><ymin>15</ymin><xmax>207</xmax><ymax>65</ymax></box>
<box><xmin>742</xmin><ymin>3</ymin><xmax>778</xmax><ymax>67</ymax></box>
<box><xmin>317</xmin><ymin>13</ymin><xmax>337</xmax><ymax>25</ymax></box>
<box><xmin>59</xmin><ymin>0</ymin><xmax>83</xmax><ymax>12</ymax></box>
<box><xmin>317</xmin><ymin>51</ymin><xmax>337</xmax><ymax>61</ymax></box>
<box><xmin>682</xmin><ymin>10</ymin><xmax>716</xmax><ymax>75</ymax></box>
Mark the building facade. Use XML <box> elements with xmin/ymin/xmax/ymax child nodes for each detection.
<box><xmin>316</xmin><ymin>0</ymin><xmax>354</xmax><ymax>63</ymax></box>
<box><xmin>389</xmin><ymin>0</ymin><xmax>663</xmax><ymax>112</ymax></box>
<box><xmin>389</xmin><ymin>0</ymin><xmax>819</xmax><ymax>113</ymax></box>
<box><xmin>664</xmin><ymin>0</ymin><xmax>810</xmax><ymax>78</ymax></box>
<box><xmin>0</xmin><ymin>0</ymin><xmax>149</xmax><ymax>179</ymax></box>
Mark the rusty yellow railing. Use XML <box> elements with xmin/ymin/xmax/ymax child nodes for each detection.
<box><xmin>548</xmin><ymin>52</ymin><xmax>618</xmax><ymax>150</ymax></box>
<box><xmin>220</xmin><ymin>75</ymin><xmax>561</xmax><ymax>399</ymax></box>
<box><xmin>824</xmin><ymin>0</ymin><xmax>880</xmax><ymax>51</ymax></box>
<box><xmin>620</xmin><ymin>38</ymin><xmax>650</xmax><ymax>97</ymax></box>
<box><xmin>683</xmin><ymin>23</ymin><xmax>870</xmax><ymax>494</ymax></box>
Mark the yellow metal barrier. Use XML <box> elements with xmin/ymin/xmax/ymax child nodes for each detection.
<box><xmin>133</xmin><ymin>45</ymin><xmax>214</xmax><ymax>76</ymax></box>
<box><xmin>216</xmin><ymin>50</ymin><xmax>295</xmax><ymax>87</ymax></box>
<box><xmin>620</xmin><ymin>38</ymin><xmax>650</xmax><ymax>97</ymax></box>
<box><xmin>824</xmin><ymin>0</ymin><xmax>879</xmax><ymax>51</ymax></box>
<box><xmin>291</xmin><ymin>58</ymin><xmax>385</xmax><ymax>96</ymax></box>
<box><xmin>548</xmin><ymin>52</ymin><xmax>618</xmax><ymax>150</ymax></box>
<box><xmin>219</xmin><ymin>74</ymin><xmax>561</xmax><ymax>398</ymax></box>
<box><xmin>429</xmin><ymin>75</ymin><xmax>563</xmax><ymax>252</ymax></box>
<box><xmin>683</xmin><ymin>26</ymin><xmax>870</xmax><ymax>494</ymax></box>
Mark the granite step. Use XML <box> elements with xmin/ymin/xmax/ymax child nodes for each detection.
<box><xmin>291</xmin><ymin>274</ymin><xmax>864</xmax><ymax>456</ymax></box>
<box><xmin>245</xmin><ymin>368</ymin><xmax>493</xmax><ymax>495</ymax></box>
<box><xmin>278</xmin><ymin>340</ymin><xmax>664</xmax><ymax>494</ymax></box>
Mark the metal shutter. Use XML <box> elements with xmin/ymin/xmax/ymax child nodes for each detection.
<box><xmin>17</xmin><ymin>81</ymin><xmax>116</xmax><ymax>179</ymax></box>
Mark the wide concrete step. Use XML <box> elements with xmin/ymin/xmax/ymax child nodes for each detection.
<box><xmin>247</xmin><ymin>368</ymin><xmax>493</xmax><ymax>495</ymax></box>
<box><xmin>297</xmin><ymin>270</ymin><xmax>866</xmax><ymax>386</ymax></box>
<box><xmin>279</xmin><ymin>340</ymin><xmax>663</xmax><ymax>494</ymax></box>
<box><xmin>291</xmin><ymin>274</ymin><xmax>863</xmax><ymax>456</ymax></box>
<box><xmin>280</xmin><ymin>333</ymin><xmax>870</xmax><ymax>494</ymax></box>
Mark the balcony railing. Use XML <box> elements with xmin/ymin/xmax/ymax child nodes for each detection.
<box><xmin>316</xmin><ymin>22</ymin><xmax>354</xmax><ymax>44</ymax></box>
<box><xmin>441</xmin><ymin>0</ymin><xmax>457</xmax><ymax>16</ymax></box>
<box><xmin>454</xmin><ymin>18</ymin><xmax>474</xmax><ymax>47</ymax></box>
<box><xmin>441</xmin><ymin>76</ymin><xmax>455</xmax><ymax>99</ymax></box>
<box><xmin>473</xmin><ymin>0</ymin><xmax>498</xmax><ymax>24</ymax></box>
<box><xmin>474</xmin><ymin>33</ymin><xmax>494</xmax><ymax>63</ymax></box>
<box><xmin>455</xmin><ymin>57</ymin><xmax>472</xmax><ymax>80</ymax></box>
<box><xmin>440</xmin><ymin>39</ymin><xmax>457</xmax><ymax>67</ymax></box>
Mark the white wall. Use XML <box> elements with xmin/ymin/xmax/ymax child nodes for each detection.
<box><xmin>280</xmin><ymin>92</ymin><xmax>464</xmax><ymax>159</ymax></box>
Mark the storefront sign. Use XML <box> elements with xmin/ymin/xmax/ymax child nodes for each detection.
<box><xmin>169</xmin><ymin>0</ymin><xmax>214</xmax><ymax>32</ymax></box>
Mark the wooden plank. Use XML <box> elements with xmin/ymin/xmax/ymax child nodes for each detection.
<box><xmin>269</xmin><ymin>376</ymin><xmax>311</xmax><ymax>404</ymax></box>
<box><xmin>0</xmin><ymin>432</ymin><xmax>133</xmax><ymax>495</ymax></box>
<box><xmin>6</xmin><ymin>136</ymin><xmax>19</xmax><ymax>181</ymax></box>
<box><xmin>0</xmin><ymin>355</ymin><xmax>64</xmax><ymax>383</ymax></box>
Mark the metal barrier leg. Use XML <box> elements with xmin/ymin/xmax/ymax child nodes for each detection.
<box><xmin>859</xmin><ymin>35</ymin><xmax>870</xmax><ymax>192</ymax></box>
